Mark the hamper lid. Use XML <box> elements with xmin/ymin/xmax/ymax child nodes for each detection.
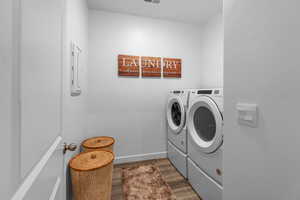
<box><xmin>82</xmin><ymin>136</ymin><xmax>115</xmax><ymax>149</ymax></box>
<box><xmin>69</xmin><ymin>150</ymin><xmax>114</xmax><ymax>171</ymax></box>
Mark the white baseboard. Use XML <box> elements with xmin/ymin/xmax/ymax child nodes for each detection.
<box><xmin>114</xmin><ymin>151</ymin><xmax>167</xmax><ymax>164</ymax></box>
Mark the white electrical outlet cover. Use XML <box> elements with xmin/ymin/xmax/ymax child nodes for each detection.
<box><xmin>236</xmin><ymin>103</ymin><xmax>258</xmax><ymax>128</ymax></box>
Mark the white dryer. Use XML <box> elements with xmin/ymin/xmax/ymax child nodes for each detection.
<box><xmin>166</xmin><ymin>90</ymin><xmax>190</xmax><ymax>178</ymax></box>
<box><xmin>187</xmin><ymin>89</ymin><xmax>223</xmax><ymax>200</ymax></box>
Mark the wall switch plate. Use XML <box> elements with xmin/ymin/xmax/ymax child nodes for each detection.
<box><xmin>236</xmin><ymin>103</ymin><xmax>258</xmax><ymax>127</ymax></box>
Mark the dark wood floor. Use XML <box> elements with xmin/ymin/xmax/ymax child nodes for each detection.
<box><xmin>112</xmin><ymin>158</ymin><xmax>201</xmax><ymax>200</ymax></box>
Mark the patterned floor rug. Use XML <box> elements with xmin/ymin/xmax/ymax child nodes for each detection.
<box><xmin>122</xmin><ymin>164</ymin><xmax>176</xmax><ymax>200</ymax></box>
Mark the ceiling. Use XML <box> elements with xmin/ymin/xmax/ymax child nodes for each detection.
<box><xmin>87</xmin><ymin>0</ymin><xmax>222</xmax><ymax>25</ymax></box>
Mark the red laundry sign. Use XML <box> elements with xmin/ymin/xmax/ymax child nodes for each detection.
<box><xmin>141</xmin><ymin>56</ymin><xmax>161</xmax><ymax>77</ymax></box>
<box><xmin>163</xmin><ymin>58</ymin><xmax>182</xmax><ymax>78</ymax></box>
<box><xmin>118</xmin><ymin>55</ymin><xmax>140</xmax><ymax>77</ymax></box>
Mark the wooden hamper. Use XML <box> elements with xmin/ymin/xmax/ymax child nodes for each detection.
<box><xmin>81</xmin><ymin>136</ymin><xmax>115</xmax><ymax>152</ymax></box>
<box><xmin>69</xmin><ymin>150</ymin><xmax>114</xmax><ymax>200</ymax></box>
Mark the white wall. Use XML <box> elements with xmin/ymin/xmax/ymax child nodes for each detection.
<box><xmin>199</xmin><ymin>14</ymin><xmax>223</xmax><ymax>88</ymax></box>
<box><xmin>63</xmin><ymin>0</ymin><xmax>88</xmax><ymax>159</ymax></box>
<box><xmin>88</xmin><ymin>10</ymin><xmax>204</xmax><ymax>161</ymax></box>
<box><xmin>224</xmin><ymin>0</ymin><xmax>300</xmax><ymax>199</ymax></box>
<box><xmin>63</xmin><ymin>0</ymin><xmax>88</xmax><ymax>198</ymax></box>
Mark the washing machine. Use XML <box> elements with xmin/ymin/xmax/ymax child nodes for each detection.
<box><xmin>187</xmin><ymin>89</ymin><xmax>223</xmax><ymax>200</ymax></box>
<box><xmin>166</xmin><ymin>90</ymin><xmax>191</xmax><ymax>178</ymax></box>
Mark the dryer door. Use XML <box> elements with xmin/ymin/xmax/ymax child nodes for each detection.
<box><xmin>187</xmin><ymin>96</ymin><xmax>223</xmax><ymax>153</ymax></box>
<box><xmin>167</xmin><ymin>97</ymin><xmax>186</xmax><ymax>134</ymax></box>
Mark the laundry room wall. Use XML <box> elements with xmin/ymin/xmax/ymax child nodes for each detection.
<box><xmin>199</xmin><ymin>14</ymin><xmax>223</xmax><ymax>88</ymax></box>
<box><xmin>87</xmin><ymin>10</ymin><xmax>204</xmax><ymax>162</ymax></box>
<box><xmin>224</xmin><ymin>0</ymin><xmax>300</xmax><ymax>199</ymax></box>
<box><xmin>63</xmin><ymin>0</ymin><xmax>89</xmax><ymax>160</ymax></box>
<box><xmin>63</xmin><ymin>1</ymin><xmax>89</xmax><ymax>199</ymax></box>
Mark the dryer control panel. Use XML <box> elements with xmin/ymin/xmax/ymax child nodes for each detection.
<box><xmin>197</xmin><ymin>90</ymin><xmax>213</xmax><ymax>94</ymax></box>
<box><xmin>195</xmin><ymin>89</ymin><xmax>223</xmax><ymax>97</ymax></box>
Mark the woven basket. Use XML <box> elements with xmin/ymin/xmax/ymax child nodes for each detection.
<box><xmin>82</xmin><ymin>136</ymin><xmax>115</xmax><ymax>152</ymax></box>
<box><xmin>69</xmin><ymin>150</ymin><xmax>114</xmax><ymax>200</ymax></box>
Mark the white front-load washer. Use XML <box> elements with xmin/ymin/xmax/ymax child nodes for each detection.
<box><xmin>166</xmin><ymin>90</ymin><xmax>190</xmax><ymax>178</ymax></box>
<box><xmin>187</xmin><ymin>89</ymin><xmax>223</xmax><ymax>200</ymax></box>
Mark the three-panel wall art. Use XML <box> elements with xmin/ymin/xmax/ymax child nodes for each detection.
<box><xmin>118</xmin><ymin>55</ymin><xmax>182</xmax><ymax>78</ymax></box>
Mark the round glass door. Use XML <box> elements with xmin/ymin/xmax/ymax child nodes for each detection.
<box><xmin>187</xmin><ymin>96</ymin><xmax>223</xmax><ymax>153</ymax></box>
<box><xmin>167</xmin><ymin>97</ymin><xmax>185</xmax><ymax>134</ymax></box>
<box><xmin>193</xmin><ymin>107</ymin><xmax>216</xmax><ymax>142</ymax></box>
<box><xmin>171</xmin><ymin>102</ymin><xmax>182</xmax><ymax>127</ymax></box>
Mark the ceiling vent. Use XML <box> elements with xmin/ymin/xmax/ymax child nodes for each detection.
<box><xmin>144</xmin><ymin>0</ymin><xmax>160</xmax><ymax>4</ymax></box>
